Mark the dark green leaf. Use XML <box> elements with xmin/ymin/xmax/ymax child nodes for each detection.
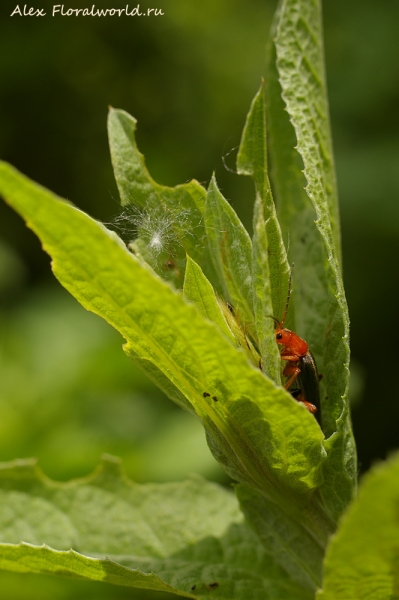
<box><xmin>267</xmin><ymin>0</ymin><xmax>356</xmax><ymax>520</ymax></box>
<box><xmin>0</xmin><ymin>456</ymin><xmax>312</xmax><ymax>600</ymax></box>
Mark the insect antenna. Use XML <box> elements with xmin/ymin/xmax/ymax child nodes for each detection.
<box><xmin>268</xmin><ymin>315</ymin><xmax>280</xmax><ymax>328</ymax></box>
<box><xmin>280</xmin><ymin>263</ymin><xmax>294</xmax><ymax>328</ymax></box>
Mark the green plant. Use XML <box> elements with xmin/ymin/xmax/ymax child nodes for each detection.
<box><xmin>0</xmin><ymin>0</ymin><xmax>398</xmax><ymax>598</ymax></box>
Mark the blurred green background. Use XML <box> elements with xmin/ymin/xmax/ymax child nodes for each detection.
<box><xmin>0</xmin><ymin>0</ymin><xmax>398</xmax><ymax>597</ymax></box>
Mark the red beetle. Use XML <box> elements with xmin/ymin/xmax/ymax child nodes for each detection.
<box><xmin>273</xmin><ymin>267</ymin><xmax>320</xmax><ymax>414</ymax></box>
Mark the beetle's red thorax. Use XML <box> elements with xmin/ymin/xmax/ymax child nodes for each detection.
<box><xmin>276</xmin><ymin>327</ymin><xmax>308</xmax><ymax>358</ymax></box>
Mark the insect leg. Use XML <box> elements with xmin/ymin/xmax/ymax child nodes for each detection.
<box><xmin>282</xmin><ymin>362</ymin><xmax>301</xmax><ymax>389</ymax></box>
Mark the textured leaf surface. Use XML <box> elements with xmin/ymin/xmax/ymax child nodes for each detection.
<box><xmin>317</xmin><ymin>452</ymin><xmax>399</xmax><ymax>600</ymax></box>
<box><xmin>237</xmin><ymin>83</ymin><xmax>290</xmax><ymax>325</ymax></box>
<box><xmin>0</xmin><ymin>162</ymin><xmax>327</xmax><ymax>531</ymax></box>
<box><xmin>267</xmin><ymin>0</ymin><xmax>356</xmax><ymax>520</ymax></box>
<box><xmin>204</xmin><ymin>176</ymin><xmax>254</xmax><ymax>329</ymax></box>
<box><xmin>237</xmin><ymin>484</ymin><xmax>325</xmax><ymax>593</ymax></box>
<box><xmin>0</xmin><ymin>456</ymin><xmax>312</xmax><ymax>600</ymax></box>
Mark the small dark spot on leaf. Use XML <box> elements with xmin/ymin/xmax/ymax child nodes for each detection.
<box><xmin>325</xmin><ymin>396</ymin><xmax>328</xmax><ymax>401</ymax></box>
<box><xmin>203</xmin><ymin>392</ymin><xmax>210</xmax><ymax>397</ymax></box>
<box><xmin>191</xmin><ymin>584</ymin><xmax>196</xmax><ymax>590</ymax></box>
<box><xmin>206</xmin><ymin>582</ymin><xmax>219</xmax><ymax>589</ymax></box>
<box><xmin>212</xmin><ymin>396</ymin><xmax>218</xmax><ymax>402</ymax></box>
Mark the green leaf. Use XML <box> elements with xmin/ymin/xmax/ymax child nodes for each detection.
<box><xmin>0</xmin><ymin>456</ymin><xmax>313</xmax><ymax>600</ymax></box>
<box><xmin>235</xmin><ymin>79</ymin><xmax>344</xmax><ymax>579</ymax></box>
<box><xmin>107</xmin><ymin>108</ymin><xmax>218</xmax><ymax>290</ymax></box>
<box><xmin>204</xmin><ymin>176</ymin><xmax>254</xmax><ymax>329</ymax></box>
<box><xmin>183</xmin><ymin>255</ymin><xmax>235</xmax><ymax>345</ymax></box>
<box><xmin>251</xmin><ymin>194</ymin><xmax>281</xmax><ymax>383</ymax></box>
<box><xmin>0</xmin><ymin>163</ymin><xmax>327</xmax><ymax>521</ymax></box>
<box><xmin>237</xmin><ymin>484</ymin><xmax>325</xmax><ymax>593</ymax></box>
<box><xmin>236</xmin><ymin>82</ymin><xmax>292</xmax><ymax>383</ymax></box>
<box><xmin>266</xmin><ymin>0</ymin><xmax>356</xmax><ymax>520</ymax></box>
<box><xmin>183</xmin><ymin>255</ymin><xmax>260</xmax><ymax>368</ymax></box>
<box><xmin>317</xmin><ymin>452</ymin><xmax>399</xmax><ymax>600</ymax></box>
<box><xmin>237</xmin><ymin>83</ymin><xmax>290</xmax><ymax>325</ymax></box>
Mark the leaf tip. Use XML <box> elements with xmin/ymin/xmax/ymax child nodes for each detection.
<box><xmin>99</xmin><ymin>453</ymin><xmax>125</xmax><ymax>477</ymax></box>
<box><xmin>208</xmin><ymin>174</ymin><xmax>220</xmax><ymax>194</ymax></box>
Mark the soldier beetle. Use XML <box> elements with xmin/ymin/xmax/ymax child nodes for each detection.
<box><xmin>272</xmin><ymin>266</ymin><xmax>320</xmax><ymax>414</ymax></box>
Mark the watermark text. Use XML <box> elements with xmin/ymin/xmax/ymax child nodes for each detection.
<box><xmin>10</xmin><ymin>4</ymin><xmax>164</xmax><ymax>17</ymax></box>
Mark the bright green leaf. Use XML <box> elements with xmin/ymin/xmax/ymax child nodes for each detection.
<box><xmin>317</xmin><ymin>452</ymin><xmax>399</xmax><ymax>600</ymax></box>
<box><xmin>0</xmin><ymin>162</ymin><xmax>328</xmax><ymax>535</ymax></box>
<box><xmin>183</xmin><ymin>255</ymin><xmax>235</xmax><ymax>344</ymax></box>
